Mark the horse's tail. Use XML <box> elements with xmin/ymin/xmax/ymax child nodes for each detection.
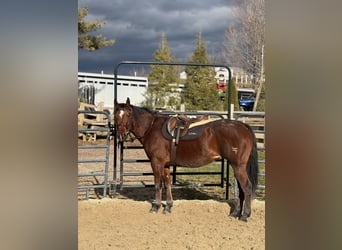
<box><xmin>245</xmin><ymin>124</ymin><xmax>259</xmax><ymax>195</ymax></box>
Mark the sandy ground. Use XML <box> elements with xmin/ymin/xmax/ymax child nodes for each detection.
<box><xmin>78</xmin><ymin>139</ymin><xmax>265</xmax><ymax>249</ymax></box>
<box><xmin>78</xmin><ymin>198</ymin><xmax>265</xmax><ymax>250</ymax></box>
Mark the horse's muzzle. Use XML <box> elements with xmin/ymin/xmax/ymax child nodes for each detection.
<box><xmin>118</xmin><ymin>132</ymin><xmax>128</xmax><ymax>143</ymax></box>
<box><xmin>117</xmin><ymin>125</ymin><xmax>129</xmax><ymax>142</ymax></box>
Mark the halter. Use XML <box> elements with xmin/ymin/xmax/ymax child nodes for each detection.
<box><xmin>117</xmin><ymin>107</ymin><xmax>155</xmax><ymax>142</ymax></box>
<box><xmin>122</xmin><ymin>111</ymin><xmax>135</xmax><ymax>142</ymax></box>
<box><xmin>116</xmin><ymin>107</ymin><xmax>133</xmax><ymax>142</ymax></box>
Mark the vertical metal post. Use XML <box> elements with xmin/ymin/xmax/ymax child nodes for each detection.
<box><xmin>220</xmin><ymin>159</ymin><xmax>224</xmax><ymax>188</ymax></box>
<box><xmin>227</xmin><ymin>67</ymin><xmax>232</xmax><ymax>120</ymax></box>
<box><xmin>119</xmin><ymin>141</ymin><xmax>124</xmax><ymax>190</ymax></box>
<box><xmin>112</xmin><ymin>63</ymin><xmax>121</xmax><ymax>197</ymax></box>
<box><xmin>226</xmin><ymin>160</ymin><xmax>230</xmax><ymax>200</ymax></box>
<box><xmin>226</xmin><ymin>66</ymin><xmax>232</xmax><ymax>200</ymax></box>
<box><xmin>172</xmin><ymin>166</ymin><xmax>177</xmax><ymax>185</ymax></box>
<box><xmin>112</xmin><ymin>126</ymin><xmax>117</xmax><ymax>197</ymax></box>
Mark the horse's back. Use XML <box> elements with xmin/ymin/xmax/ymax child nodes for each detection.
<box><xmin>212</xmin><ymin>119</ymin><xmax>253</xmax><ymax>136</ymax></box>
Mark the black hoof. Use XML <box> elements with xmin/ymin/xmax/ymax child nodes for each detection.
<box><xmin>150</xmin><ymin>208</ymin><xmax>158</xmax><ymax>214</ymax></box>
<box><xmin>162</xmin><ymin>208</ymin><xmax>171</xmax><ymax>214</ymax></box>
<box><xmin>229</xmin><ymin>211</ymin><xmax>241</xmax><ymax>218</ymax></box>
<box><xmin>163</xmin><ymin>201</ymin><xmax>173</xmax><ymax>214</ymax></box>
<box><xmin>238</xmin><ymin>215</ymin><xmax>248</xmax><ymax>222</ymax></box>
<box><xmin>150</xmin><ymin>202</ymin><xmax>161</xmax><ymax>213</ymax></box>
<box><xmin>228</xmin><ymin>199</ymin><xmax>241</xmax><ymax>218</ymax></box>
<box><xmin>163</xmin><ymin>206</ymin><xmax>172</xmax><ymax>214</ymax></box>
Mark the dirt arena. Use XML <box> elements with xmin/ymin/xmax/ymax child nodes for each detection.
<box><xmin>78</xmin><ymin>140</ymin><xmax>265</xmax><ymax>249</ymax></box>
<box><xmin>78</xmin><ymin>197</ymin><xmax>264</xmax><ymax>250</ymax></box>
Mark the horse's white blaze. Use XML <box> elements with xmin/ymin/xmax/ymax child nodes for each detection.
<box><xmin>119</xmin><ymin>110</ymin><xmax>125</xmax><ymax>118</ymax></box>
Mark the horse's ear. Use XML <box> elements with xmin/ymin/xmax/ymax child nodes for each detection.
<box><xmin>126</xmin><ymin>97</ymin><xmax>131</xmax><ymax>106</ymax></box>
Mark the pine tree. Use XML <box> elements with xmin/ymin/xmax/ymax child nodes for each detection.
<box><xmin>181</xmin><ymin>32</ymin><xmax>221</xmax><ymax>111</ymax></box>
<box><xmin>78</xmin><ymin>6</ymin><xmax>115</xmax><ymax>51</ymax></box>
<box><xmin>144</xmin><ymin>33</ymin><xmax>179</xmax><ymax>109</ymax></box>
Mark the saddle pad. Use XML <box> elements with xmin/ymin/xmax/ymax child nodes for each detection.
<box><xmin>162</xmin><ymin>120</ymin><xmax>209</xmax><ymax>141</ymax></box>
<box><xmin>180</xmin><ymin>125</ymin><xmax>206</xmax><ymax>140</ymax></box>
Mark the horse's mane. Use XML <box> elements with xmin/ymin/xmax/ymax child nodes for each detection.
<box><xmin>116</xmin><ymin>102</ymin><xmax>159</xmax><ymax>116</ymax></box>
<box><xmin>132</xmin><ymin>105</ymin><xmax>158</xmax><ymax>116</ymax></box>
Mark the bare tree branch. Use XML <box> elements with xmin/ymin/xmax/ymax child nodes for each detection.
<box><xmin>222</xmin><ymin>0</ymin><xmax>265</xmax><ymax>111</ymax></box>
<box><xmin>223</xmin><ymin>0</ymin><xmax>265</xmax><ymax>84</ymax></box>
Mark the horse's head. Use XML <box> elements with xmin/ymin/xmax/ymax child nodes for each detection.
<box><xmin>114</xmin><ymin>97</ymin><xmax>133</xmax><ymax>142</ymax></box>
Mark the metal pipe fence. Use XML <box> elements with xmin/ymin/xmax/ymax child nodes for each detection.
<box><xmin>78</xmin><ymin>110</ymin><xmax>112</xmax><ymax>199</ymax></box>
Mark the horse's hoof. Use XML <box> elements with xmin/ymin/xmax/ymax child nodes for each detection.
<box><xmin>163</xmin><ymin>201</ymin><xmax>173</xmax><ymax>214</ymax></box>
<box><xmin>229</xmin><ymin>210</ymin><xmax>241</xmax><ymax>218</ymax></box>
<box><xmin>238</xmin><ymin>215</ymin><xmax>248</xmax><ymax>222</ymax></box>
<box><xmin>150</xmin><ymin>202</ymin><xmax>161</xmax><ymax>213</ymax></box>
<box><xmin>150</xmin><ymin>207</ymin><xmax>160</xmax><ymax>214</ymax></box>
<box><xmin>163</xmin><ymin>208</ymin><xmax>172</xmax><ymax>214</ymax></box>
<box><xmin>150</xmin><ymin>207</ymin><xmax>161</xmax><ymax>214</ymax></box>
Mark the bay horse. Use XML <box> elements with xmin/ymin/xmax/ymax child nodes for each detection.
<box><xmin>115</xmin><ymin>98</ymin><xmax>258</xmax><ymax>221</ymax></box>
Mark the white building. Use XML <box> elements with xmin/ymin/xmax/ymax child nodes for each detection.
<box><xmin>179</xmin><ymin>67</ymin><xmax>253</xmax><ymax>84</ymax></box>
<box><xmin>214</xmin><ymin>67</ymin><xmax>253</xmax><ymax>84</ymax></box>
<box><xmin>78</xmin><ymin>72</ymin><xmax>148</xmax><ymax>110</ymax></box>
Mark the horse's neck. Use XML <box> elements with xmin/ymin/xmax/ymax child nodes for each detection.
<box><xmin>131</xmin><ymin>110</ymin><xmax>154</xmax><ymax>138</ymax></box>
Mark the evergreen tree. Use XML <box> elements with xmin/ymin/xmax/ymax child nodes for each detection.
<box><xmin>144</xmin><ymin>33</ymin><xmax>179</xmax><ymax>109</ymax></box>
<box><xmin>78</xmin><ymin>6</ymin><xmax>115</xmax><ymax>51</ymax></box>
<box><xmin>181</xmin><ymin>32</ymin><xmax>221</xmax><ymax>111</ymax></box>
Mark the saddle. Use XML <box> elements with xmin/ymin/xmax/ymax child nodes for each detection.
<box><xmin>162</xmin><ymin>114</ymin><xmax>211</xmax><ymax>166</ymax></box>
<box><xmin>162</xmin><ymin>114</ymin><xmax>209</xmax><ymax>143</ymax></box>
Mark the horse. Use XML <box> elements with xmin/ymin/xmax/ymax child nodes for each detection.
<box><xmin>114</xmin><ymin>98</ymin><xmax>258</xmax><ymax>221</ymax></box>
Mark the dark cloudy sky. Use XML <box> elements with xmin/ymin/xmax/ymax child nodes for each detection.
<box><xmin>78</xmin><ymin>0</ymin><xmax>237</xmax><ymax>74</ymax></box>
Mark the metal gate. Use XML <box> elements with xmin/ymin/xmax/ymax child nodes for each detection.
<box><xmin>78</xmin><ymin>110</ymin><xmax>112</xmax><ymax>199</ymax></box>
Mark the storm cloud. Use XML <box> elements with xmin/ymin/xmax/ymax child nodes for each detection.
<box><xmin>78</xmin><ymin>0</ymin><xmax>237</xmax><ymax>74</ymax></box>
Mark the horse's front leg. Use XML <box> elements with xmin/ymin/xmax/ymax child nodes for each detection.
<box><xmin>150</xmin><ymin>162</ymin><xmax>163</xmax><ymax>213</ymax></box>
<box><xmin>163</xmin><ymin>166</ymin><xmax>173</xmax><ymax>214</ymax></box>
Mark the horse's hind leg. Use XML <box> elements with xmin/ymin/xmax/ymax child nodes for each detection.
<box><xmin>163</xmin><ymin>167</ymin><xmax>173</xmax><ymax>214</ymax></box>
<box><xmin>232</xmin><ymin>165</ymin><xmax>253</xmax><ymax>222</ymax></box>
<box><xmin>229</xmin><ymin>181</ymin><xmax>244</xmax><ymax>218</ymax></box>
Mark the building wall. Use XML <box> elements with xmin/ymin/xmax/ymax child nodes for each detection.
<box><xmin>78</xmin><ymin>72</ymin><xmax>148</xmax><ymax>109</ymax></box>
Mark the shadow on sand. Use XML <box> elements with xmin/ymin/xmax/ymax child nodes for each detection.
<box><xmin>106</xmin><ymin>185</ymin><xmax>238</xmax><ymax>214</ymax></box>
